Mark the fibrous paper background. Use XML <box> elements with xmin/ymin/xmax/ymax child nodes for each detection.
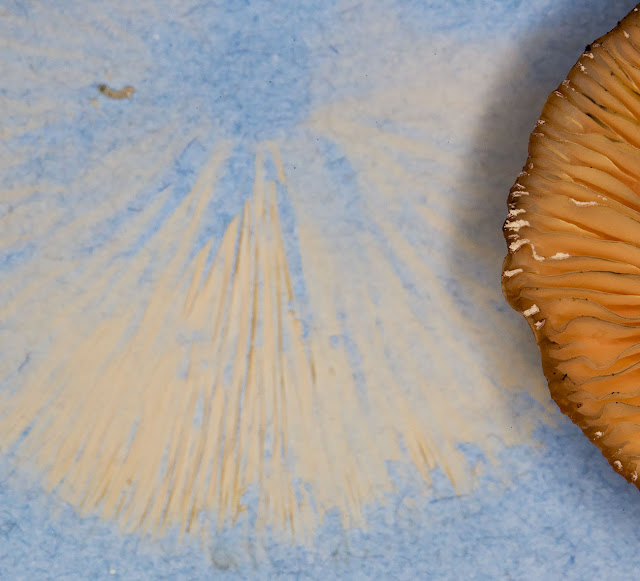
<box><xmin>1</xmin><ymin>1</ymin><xmax>639</xmax><ymax>579</ymax></box>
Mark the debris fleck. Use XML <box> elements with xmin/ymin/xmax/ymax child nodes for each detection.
<box><xmin>97</xmin><ymin>84</ymin><xmax>135</xmax><ymax>100</ymax></box>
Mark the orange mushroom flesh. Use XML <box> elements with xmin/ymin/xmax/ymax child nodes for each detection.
<box><xmin>502</xmin><ymin>5</ymin><xmax>640</xmax><ymax>485</ymax></box>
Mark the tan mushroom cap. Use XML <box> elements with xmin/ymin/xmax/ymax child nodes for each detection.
<box><xmin>502</xmin><ymin>4</ymin><xmax>640</xmax><ymax>485</ymax></box>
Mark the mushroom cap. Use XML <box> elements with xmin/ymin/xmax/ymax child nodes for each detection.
<box><xmin>502</xmin><ymin>4</ymin><xmax>640</xmax><ymax>486</ymax></box>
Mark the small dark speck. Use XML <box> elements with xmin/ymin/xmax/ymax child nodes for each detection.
<box><xmin>17</xmin><ymin>353</ymin><xmax>31</xmax><ymax>372</ymax></box>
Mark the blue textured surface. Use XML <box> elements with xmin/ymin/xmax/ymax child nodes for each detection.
<box><xmin>2</xmin><ymin>421</ymin><xmax>639</xmax><ymax>580</ymax></box>
<box><xmin>2</xmin><ymin>1</ymin><xmax>640</xmax><ymax>579</ymax></box>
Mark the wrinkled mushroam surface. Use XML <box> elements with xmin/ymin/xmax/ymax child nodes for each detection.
<box><xmin>502</xmin><ymin>5</ymin><xmax>640</xmax><ymax>486</ymax></box>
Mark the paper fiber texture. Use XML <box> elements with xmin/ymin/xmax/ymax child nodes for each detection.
<box><xmin>0</xmin><ymin>0</ymin><xmax>637</xmax><ymax>579</ymax></box>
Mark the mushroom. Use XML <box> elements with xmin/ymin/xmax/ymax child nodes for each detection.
<box><xmin>502</xmin><ymin>4</ymin><xmax>640</xmax><ymax>486</ymax></box>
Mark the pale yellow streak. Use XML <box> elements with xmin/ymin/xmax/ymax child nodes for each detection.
<box><xmin>309</xmin><ymin>105</ymin><xmax>551</xmax><ymax>405</ymax></box>
<box><xmin>1</xmin><ymin>123</ymin><xmax>551</xmax><ymax>547</ymax></box>
<box><xmin>336</xmin><ymin>133</ymin><xmax>494</xmax><ymax>298</ymax></box>
<box><xmin>50</xmin><ymin>125</ymin><xmax>197</xmax><ymax>252</ymax></box>
<box><xmin>0</xmin><ymin>143</ymin><xmax>234</xmax><ymax>537</ymax></box>
<box><xmin>0</xmin><ymin>1</ymin><xmax>155</xmax><ymax>60</ymax></box>
<box><xmin>1</xmin><ymin>128</ymin><xmax>220</xmax><ymax>346</ymax></box>
<box><xmin>186</xmin><ymin>214</ymin><xmax>243</xmax><ymax>533</ymax></box>
<box><xmin>0</xmin><ymin>184</ymin><xmax>62</xmax><ymax>204</ymax></box>
<box><xmin>181</xmin><ymin>219</ymin><xmax>241</xmax><ymax>533</ymax></box>
<box><xmin>215</xmin><ymin>218</ymin><xmax>252</xmax><ymax>527</ymax></box>
<box><xmin>333</xmin><ymin>128</ymin><xmax>482</xmax><ymax>257</ymax></box>
<box><xmin>0</xmin><ymin>124</ymin><xmax>195</xmax><ymax>306</ymax></box>
<box><xmin>0</xmin><ymin>181</ymin><xmax>169</xmax><ymax>323</ymax></box>
<box><xmin>343</xmin><ymin>152</ymin><xmax>537</xmax><ymax>395</ymax></box>
<box><xmin>308</xmin><ymin>91</ymin><xmax>465</xmax><ymax>172</ymax></box>
<box><xmin>0</xmin><ymin>115</ymin><xmax>63</xmax><ymax>141</ymax></box>
<box><xmin>0</xmin><ymin>34</ymin><xmax>104</xmax><ymax>62</ymax></box>
<box><xmin>265</xmin><ymin>140</ymin><xmax>288</xmax><ymax>184</ymax></box>
<box><xmin>0</xmin><ymin>86</ymin><xmax>86</xmax><ymax>141</ymax></box>
<box><xmin>82</xmin><ymin>5</ymin><xmax>150</xmax><ymax>57</ymax></box>
<box><xmin>292</xmin><ymin>205</ymin><xmax>476</xmax><ymax>498</ymax></box>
